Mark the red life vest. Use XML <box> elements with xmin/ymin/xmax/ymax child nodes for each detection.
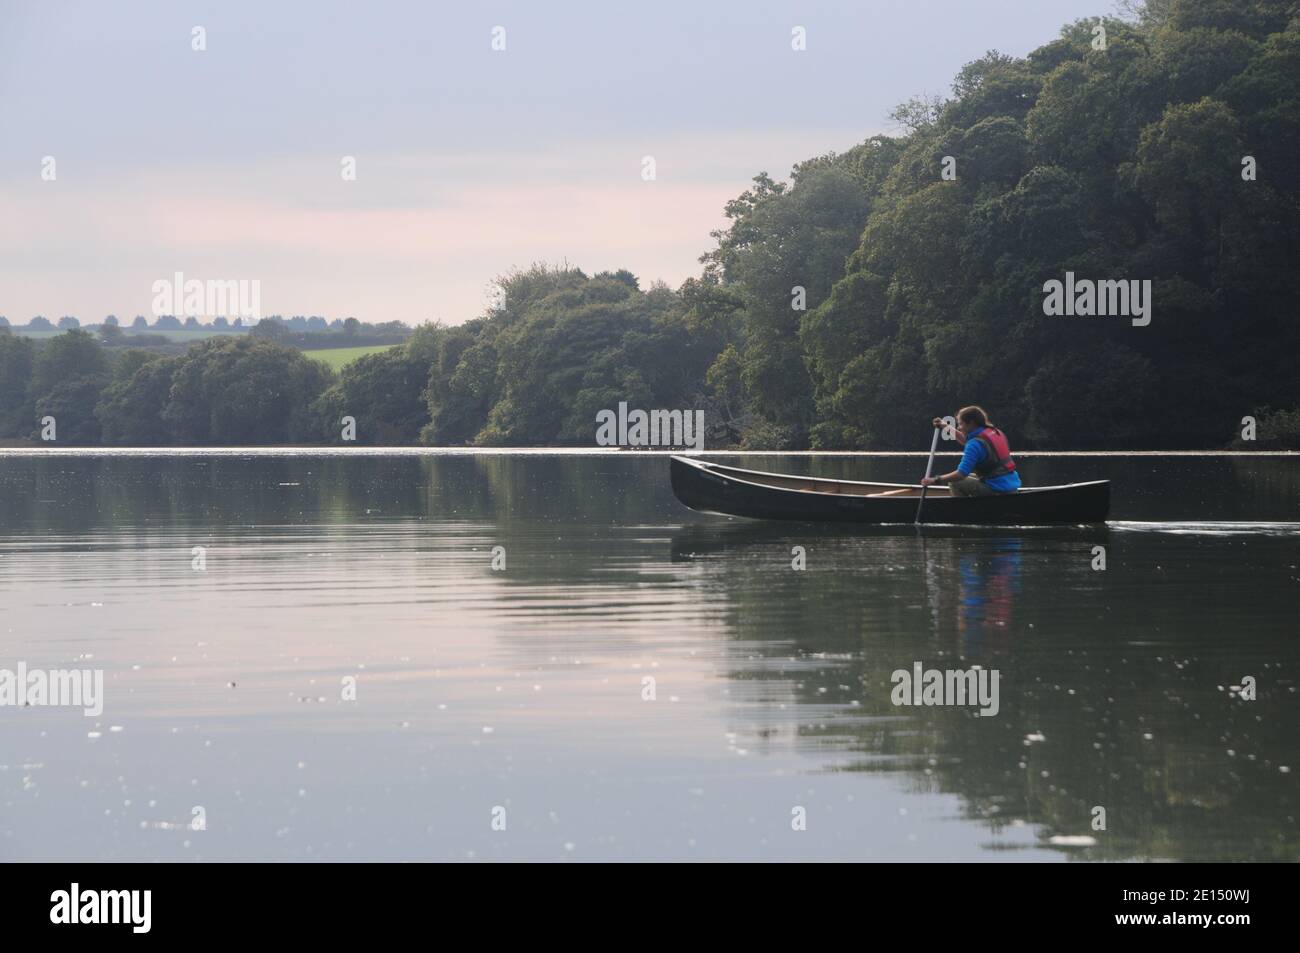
<box><xmin>972</xmin><ymin>427</ymin><xmax>1016</xmax><ymax>479</ymax></box>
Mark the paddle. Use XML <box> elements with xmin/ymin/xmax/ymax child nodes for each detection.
<box><xmin>914</xmin><ymin>425</ymin><xmax>942</xmax><ymax>526</ymax></box>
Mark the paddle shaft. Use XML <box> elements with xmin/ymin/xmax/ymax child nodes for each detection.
<box><xmin>914</xmin><ymin>426</ymin><xmax>942</xmax><ymax>525</ymax></box>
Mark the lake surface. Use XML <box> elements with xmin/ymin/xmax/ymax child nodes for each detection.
<box><xmin>1</xmin><ymin>451</ymin><xmax>1297</xmax><ymax>861</ymax></box>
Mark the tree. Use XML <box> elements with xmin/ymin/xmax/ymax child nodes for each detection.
<box><xmin>700</xmin><ymin>162</ymin><xmax>878</xmax><ymax>447</ymax></box>
<box><xmin>250</xmin><ymin>318</ymin><xmax>288</xmax><ymax>341</ymax></box>
<box><xmin>315</xmin><ymin>346</ymin><xmax>432</xmax><ymax>445</ymax></box>
<box><xmin>160</xmin><ymin>337</ymin><xmax>332</xmax><ymax>444</ymax></box>
<box><xmin>34</xmin><ymin>377</ymin><xmax>106</xmax><ymax>443</ymax></box>
<box><xmin>1023</xmin><ymin>341</ymin><xmax>1156</xmax><ymax>446</ymax></box>
<box><xmin>31</xmin><ymin>328</ymin><xmax>108</xmax><ymax>397</ymax></box>
<box><xmin>889</xmin><ymin>94</ymin><xmax>947</xmax><ymax>132</ymax></box>
<box><xmin>0</xmin><ymin>334</ymin><xmax>35</xmax><ymax>436</ymax></box>
<box><xmin>1117</xmin><ymin>0</ymin><xmax>1176</xmax><ymax>29</ymax></box>
<box><xmin>474</xmin><ymin>269</ymin><xmax>642</xmax><ymax>444</ymax></box>
<box><xmin>95</xmin><ymin>355</ymin><xmax>177</xmax><ymax>445</ymax></box>
<box><xmin>786</xmin><ymin>0</ymin><xmax>1300</xmax><ymax>448</ymax></box>
<box><xmin>422</xmin><ymin>330</ymin><xmax>498</xmax><ymax>445</ymax></box>
<box><xmin>29</xmin><ymin>329</ymin><xmax>110</xmax><ymax>443</ymax></box>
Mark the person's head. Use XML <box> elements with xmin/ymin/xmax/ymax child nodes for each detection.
<box><xmin>956</xmin><ymin>405</ymin><xmax>989</xmax><ymax>434</ymax></box>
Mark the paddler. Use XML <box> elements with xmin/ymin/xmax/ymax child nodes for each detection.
<box><xmin>920</xmin><ymin>406</ymin><xmax>1021</xmax><ymax>496</ymax></box>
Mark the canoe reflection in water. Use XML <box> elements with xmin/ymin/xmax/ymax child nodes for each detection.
<box><xmin>671</xmin><ymin>523</ymin><xmax>1092</xmax><ymax>665</ymax></box>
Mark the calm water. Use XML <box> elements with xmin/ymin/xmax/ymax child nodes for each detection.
<box><xmin>1</xmin><ymin>452</ymin><xmax>1297</xmax><ymax>862</ymax></box>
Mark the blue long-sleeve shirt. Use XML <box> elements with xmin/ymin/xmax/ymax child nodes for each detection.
<box><xmin>956</xmin><ymin>426</ymin><xmax>1022</xmax><ymax>492</ymax></box>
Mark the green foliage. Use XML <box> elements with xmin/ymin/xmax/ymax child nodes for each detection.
<box><xmin>489</xmin><ymin>272</ymin><xmax>658</xmax><ymax>443</ymax></box>
<box><xmin>31</xmin><ymin>328</ymin><xmax>108</xmax><ymax>397</ymax></box>
<box><xmin>944</xmin><ymin>52</ymin><xmax>1041</xmax><ymax>129</ymax></box>
<box><xmin>250</xmin><ymin>319</ymin><xmax>289</xmax><ymax>341</ymax></box>
<box><xmin>795</xmin><ymin>0</ymin><xmax>1300</xmax><ymax>449</ymax></box>
<box><xmin>698</xmin><ymin>158</ymin><xmax>883</xmax><ymax>447</ymax></box>
<box><xmin>1231</xmin><ymin>406</ymin><xmax>1300</xmax><ymax>448</ymax></box>
<box><xmin>0</xmin><ymin>334</ymin><xmax>35</xmax><ymax>436</ymax></box>
<box><xmin>1166</xmin><ymin>0</ymin><xmax>1293</xmax><ymax>39</ymax></box>
<box><xmin>26</xmin><ymin>329</ymin><xmax>110</xmax><ymax>442</ymax></box>
<box><xmin>409</xmin><ymin>266</ymin><xmax>726</xmax><ymax>446</ymax></box>
<box><xmin>96</xmin><ymin>357</ymin><xmax>179</xmax><ymax>445</ymax></box>
<box><xmin>423</xmin><ymin>333</ymin><xmax>499</xmax><ymax>445</ymax></box>
<box><xmin>88</xmin><ymin>338</ymin><xmax>331</xmax><ymax>445</ymax></box>
<box><xmin>315</xmin><ymin>344</ymin><xmax>431</xmax><ymax>444</ymax></box>
<box><xmin>1023</xmin><ymin>341</ymin><xmax>1157</xmax><ymax>446</ymax></box>
<box><xmin>110</xmin><ymin>349</ymin><xmax>164</xmax><ymax>383</ymax></box>
<box><xmin>36</xmin><ymin>377</ymin><xmax>107</xmax><ymax>444</ymax></box>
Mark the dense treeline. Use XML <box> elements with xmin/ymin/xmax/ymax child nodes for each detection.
<box><xmin>0</xmin><ymin>312</ymin><xmax>411</xmax><ymax>341</ymax></box>
<box><xmin>2</xmin><ymin>0</ymin><xmax>1297</xmax><ymax>448</ymax></box>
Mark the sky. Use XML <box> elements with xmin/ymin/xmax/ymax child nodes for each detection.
<box><xmin>0</xmin><ymin>0</ymin><xmax>1117</xmax><ymax>326</ymax></box>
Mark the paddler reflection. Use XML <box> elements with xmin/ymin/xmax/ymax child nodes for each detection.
<box><xmin>923</xmin><ymin>539</ymin><xmax>1022</xmax><ymax>658</ymax></box>
<box><xmin>959</xmin><ymin>541</ymin><xmax>1021</xmax><ymax>657</ymax></box>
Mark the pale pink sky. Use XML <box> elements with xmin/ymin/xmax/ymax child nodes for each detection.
<box><xmin>0</xmin><ymin>132</ymin><xmax>864</xmax><ymax>324</ymax></box>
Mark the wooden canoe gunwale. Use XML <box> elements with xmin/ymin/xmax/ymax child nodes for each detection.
<box><xmin>679</xmin><ymin>457</ymin><xmax>1093</xmax><ymax>498</ymax></box>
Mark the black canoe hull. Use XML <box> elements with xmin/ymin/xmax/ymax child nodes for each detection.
<box><xmin>670</xmin><ymin>456</ymin><xmax>1110</xmax><ymax>526</ymax></box>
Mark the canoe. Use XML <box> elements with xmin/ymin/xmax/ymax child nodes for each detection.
<box><xmin>670</xmin><ymin>455</ymin><xmax>1110</xmax><ymax>525</ymax></box>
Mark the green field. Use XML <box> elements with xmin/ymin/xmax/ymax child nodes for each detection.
<box><xmin>5</xmin><ymin>328</ymin><xmax>66</xmax><ymax>339</ymax></box>
<box><xmin>302</xmin><ymin>345</ymin><xmax>397</xmax><ymax>370</ymax></box>
<box><xmin>126</xmin><ymin>329</ymin><xmax>246</xmax><ymax>341</ymax></box>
